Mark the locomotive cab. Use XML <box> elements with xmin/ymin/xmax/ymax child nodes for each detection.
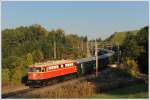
<box><xmin>28</xmin><ymin>67</ymin><xmax>46</xmax><ymax>81</ymax></box>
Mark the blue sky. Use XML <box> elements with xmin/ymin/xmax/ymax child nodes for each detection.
<box><xmin>2</xmin><ymin>1</ymin><xmax>148</xmax><ymax>39</ymax></box>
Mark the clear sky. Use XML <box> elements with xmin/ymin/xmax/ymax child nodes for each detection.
<box><xmin>2</xmin><ymin>1</ymin><xmax>149</xmax><ymax>39</ymax></box>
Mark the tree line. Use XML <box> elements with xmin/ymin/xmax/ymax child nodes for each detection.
<box><xmin>104</xmin><ymin>26</ymin><xmax>148</xmax><ymax>75</ymax></box>
<box><xmin>2</xmin><ymin>24</ymin><xmax>88</xmax><ymax>85</ymax></box>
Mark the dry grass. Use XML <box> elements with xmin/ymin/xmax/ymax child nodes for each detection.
<box><xmin>18</xmin><ymin>77</ymin><xmax>142</xmax><ymax>99</ymax></box>
<box><xmin>24</xmin><ymin>81</ymin><xmax>96</xmax><ymax>98</ymax></box>
<box><xmin>2</xmin><ymin>83</ymin><xmax>28</xmax><ymax>94</ymax></box>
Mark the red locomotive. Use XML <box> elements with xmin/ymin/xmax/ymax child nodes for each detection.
<box><xmin>28</xmin><ymin>60</ymin><xmax>77</xmax><ymax>86</ymax></box>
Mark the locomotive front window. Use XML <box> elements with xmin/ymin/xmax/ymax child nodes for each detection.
<box><xmin>35</xmin><ymin>68</ymin><xmax>41</xmax><ymax>72</ymax></box>
<box><xmin>29</xmin><ymin>68</ymin><xmax>41</xmax><ymax>72</ymax></box>
<box><xmin>29</xmin><ymin>68</ymin><xmax>33</xmax><ymax>72</ymax></box>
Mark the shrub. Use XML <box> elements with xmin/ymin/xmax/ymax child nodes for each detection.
<box><xmin>126</xmin><ymin>57</ymin><xmax>139</xmax><ymax>77</ymax></box>
<box><xmin>2</xmin><ymin>68</ymin><xmax>9</xmax><ymax>85</ymax></box>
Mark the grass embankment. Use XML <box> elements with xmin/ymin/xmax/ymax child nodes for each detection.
<box><xmin>16</xmin><ymin>81</ymin><xmax>96</xmax><ymax>98</ymax></box>
<box><xmin>90</xmin><ymin>83</ymin><xmax>148</xmax><ymax>98</ymax></box>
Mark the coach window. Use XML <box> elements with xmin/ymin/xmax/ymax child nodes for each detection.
<box><xmin>65</xmin><ymin>64</ymin><xmax>68</xmax><ymax>67</ymax></box>
<box><xmin>59</xmin><ymin>65</ymin><xmax>61</xmax><ymax>68</ymax></box>
<box><xmin>65</xmin><ymin>64</ymin><xmax>67</xmax><ymax>67</ymax></box>
<box><xmin>54</xmin><ymin>66</ymin><xmax>56</xmax><ymax>69</ymax></box>
<box><xmin>41</xmin><ymin>68</ymin><xmax>45</xmax><ymax>72</ymax></box>
<box><xmin>46</xmin><ymin>67</ymin><xmax>49</xmax><ymax>72</ymax></box>
<box><xmin>61</xmin><ymin>65</ymin><xmax>63</xmax><ymax>68</ymax></box>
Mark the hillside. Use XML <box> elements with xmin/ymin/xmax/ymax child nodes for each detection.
<box><xmin>104</xmin><ymin>30</ymin><xmax>138</xmax><ymax>45</ymax></box>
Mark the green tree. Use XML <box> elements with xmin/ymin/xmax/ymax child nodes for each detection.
<box><xmin>6</xmin><ymin>56</ymin><xmax>21</xmax><ymax>83</ymax></box>
<box><xmin>136</xmin><ymin>26</ymin><xmax>148</xmax><ymax>74</ymax></box>
<box><xmin>122</xmin><ymin>32</ymin><xmax>141</xmax><ymax>60</ymax></box>
<box><xmin>121</xmin><ymin>26</ymin><xmax>148</xmax><ymax>74</ymax></box>
<box><xmin>32</xmin><ymin>49</ymin><xmax>44</xmax><ymax>62</ymax></box>
<box><xmin>25</xmin><ymin>53</ymin><xmax>33</xmax><ymax>65</ymax></box>
<box><xmin>125</xmin><ymin>57</ymin><xmax>139</xmax><ymax>77</ymax></box>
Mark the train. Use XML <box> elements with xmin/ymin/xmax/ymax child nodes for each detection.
<box><xmin>26</xmin><ymin>49</ymin><xmax>115</xmax><ymax>87</ymax></box>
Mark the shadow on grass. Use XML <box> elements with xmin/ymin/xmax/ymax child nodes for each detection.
<box><xmin>99</xmin><ymin>83</ymin><xmax>149</xmax><ymax>98</ymax></box>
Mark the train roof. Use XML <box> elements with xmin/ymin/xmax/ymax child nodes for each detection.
<box><xmin>29</xmin><ymin>49</ymin><xmax>115</xmax><ymax>67</ymax></box>
<box><xmin>76</xmin><ymin>49</ymin><xmax>115</xmax><ymax>63</ymax></box>
<box><xmin>76</xmin><ymin>56</ymin><xmax>95</xmax><ymax>63</ymax></box>
<box><xmin>29</xmin><ymin>60</ymin><xmax>76</xmax><ymax>68</ymax></box>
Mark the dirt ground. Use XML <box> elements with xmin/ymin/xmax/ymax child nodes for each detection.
<box><xmin>2</xmin><ymin>83</ymin><xmax>28</xmax><ymax>94</ymax></box>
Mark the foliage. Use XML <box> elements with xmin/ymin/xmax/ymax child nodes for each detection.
<box><xmin>125</xmin><ymin>57</ymin><xmax>139</xmax><ymax>77</ymax></box>
<box><xmin>2</xmin><ymin>69</ymin><xmax>9</xmax><ymax>84</ymax></box>
<box><xmin>122</xmin><ymin>32</ymin><xmax>142</xmax><ymax>59</ymax></box>
<box><xmin>2</xmin><ymin>24</ymin><xmax>87</xmax><ymax>63</ymax></box>
<box><xmin>25</xmin><ymin>53</ymin><xmax>33</xmax><ymax>65</ymax></box>
<box><xmin>105</xmin><ymin>30</ymin><xmax>138</xmax><ymax>45</ymax></box>
<box><xmin>136</xmin><ymin>26</ymin><xmax>148</xmax><ymax>74</ymax></box>
<box><xmin>121</xmin><ymin>26</ymin><xmax>148</xmax><ymax>74</ymax></box>
<box><xmin>104</xmin><ymin>26</ymin><xmax>148</xmax><ymax>74</ymax></box>
<box><xmin>5</xmin><ymin>56</ymin><xmax>21</xmax><ymax>82</ymax></box>
<box><xmin>32</xmin><ymin>49</ymin><xmax>44</xmax><ymax>62</ymax></box>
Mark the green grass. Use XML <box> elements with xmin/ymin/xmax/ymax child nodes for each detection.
<box><xmin>89</xmin><ymin>83</ymin><xmax>148</xmax><ymax>98</ymax></box>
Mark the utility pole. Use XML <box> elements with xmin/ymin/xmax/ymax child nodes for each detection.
<box><xmin>117</xmin><ymin>43</ymin><xmax>120</xmax><ymax>64</ymax></box>
<box><xmin>87</xmin><ymin>40</ymin><xmax>88</xmax><ymax>57</ymax></box>
<box><xmin>54</xmin><ymin>41</ymin><xmax>56</xmax><ymax>59</ymax></box>
<box><xmin>90</xmin><ymin>41</ymin><xmax>93</xmax><ymax>56</ymax></box>
<box><xmin>87</xmin><ymin>40</ymin><xmax>90</xmax><ymax>57</ymax></box>
<box><xmin>95</xmin><ymin>39</ymin><xmax>98</xmax><ymax>76</ymax></box>
<box><xmin>81</xmin><ymin>39</ymin><xmax>84</xmax><ymax>51</ymax></box>
<box><xmin>78</xmin><ymin>41</ymin><xmax>80</xmax><ymax>57</ymax></box>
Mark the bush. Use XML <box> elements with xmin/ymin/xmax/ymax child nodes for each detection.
<box><xmin>125</xmin><ymin>57</ymin><xmax>139</xmax><ymax>77</ymax></box>
<box><xmin>2</xmin><ymin>68</ymin><xmax>9</xmax><ymax>85</ymax></box>
<box><xmin>2</xmin><ymin>55</ymin><xmax>30</xmax><ymax>87</ymax></box>
<box><xmin>100</xmin><ymin>68</ymin><xmax>131</xmax><ymax>79</ymax></box>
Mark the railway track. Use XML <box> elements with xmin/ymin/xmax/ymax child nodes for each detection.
<box><xmin>2</xmin><ymin>88</ymin><xmax>34</xmax><ymax>98</ymax></box>
<box><xmin>2</xmin><ymin>73</ymin><xmax>96</xmax><ymax>98</ymax></box>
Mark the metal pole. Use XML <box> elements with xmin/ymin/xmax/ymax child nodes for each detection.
<box><xmin>87</xmin><ymin>40</ymin><xmax>90</xmax><ymax>57</ymax></box>
<box><xmin>95</xmin><ymin>39</ymin><xmax>98</xmax><ymax>76</ymax></box>
<box><xmin>90</xmin><ymin>41</ymin><xmax>93</xmax><ymax>56</ymax></box>
<box><xmin>54</xmin><ymin>41</ymin><xmax>56</xmax><ymax>59</ymax></box>
<box><xmin>81</xmin><ymin>39</ymin><xmax>83</xmax><ymax>51</ymax></box>
<box><xmin>78</xmin><ymin>41</ymin><xmax>80</xmax><ymax>57</ymax></box>
<box><xmin>81</xmin><ymin>63</ymin><xmax>84</xmax><ymax>75</ymax></box>
<box><xmin>117</xmin><ymin>43</ymin><xmax>119</xmax><ymax>64</ymax></box>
